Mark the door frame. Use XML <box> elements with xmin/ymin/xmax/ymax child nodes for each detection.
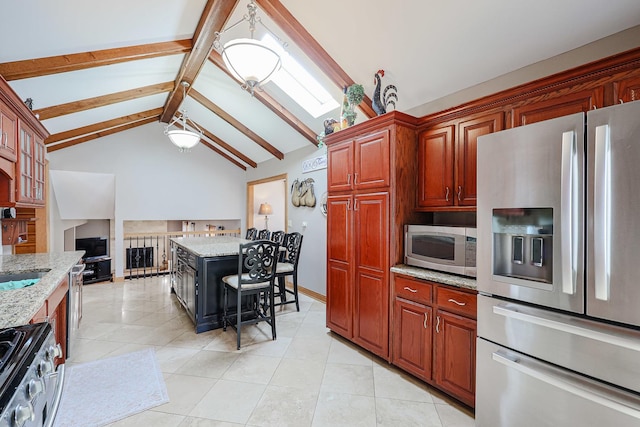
<box><xmin>246</xmin><ymin>173</ymin><xmax>288</xmax><ymax>231</ymax></box>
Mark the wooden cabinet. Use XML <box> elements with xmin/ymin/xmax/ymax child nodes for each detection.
<box><xmin>0</xmin><ymin>100</ymin><xmax>18</xmax><ymax>162</ymax></box>
<box><xmin>16</xmin><ymin>121</ymin><xmax>45</xmax><ymax>206</ymax></box>
<box><xmin>391</xmin><ymin>273</ymin><xmax>477</xmax><ymax>407</ymax></box>
<box><xmin>417</xmin><ymin>112</ymin><xmax>502</xmax><ymax>210</ymax></box>
<box><xmin>325</xmin><ymin>112</ymin><xmax>419</xmax><ymax>360</ymax></box>
<box><xmin>30</xmin><ymin>277</ymin><xmax>69</xmax><ymax>365</ymax></box>
<box><xmin>1</xmin><ymin>218</ymin><xmax>28</xmax><ymax>245</ymax></box>
<box><xmin>614</xmin><ymin>74</ymin><xmax>640</xmax><ymax>103</ymax></box>
<box><xmin>327</xmin><ymin>129</ymin><xmax>390</xmax><ymax>192</ymax></box>
<box><xmin>511</xmin><ymin>88</ymin><xmax>603</xmax><ymax>127</ymax></box>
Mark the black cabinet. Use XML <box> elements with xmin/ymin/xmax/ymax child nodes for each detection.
<box><xmin>83</xmin><ymin>257</ymin><xmax>112</xmax><ymax>284</ymax></box>
<box><xmin>172</xmin><ymin>243</ymin><xmax>240</xmax><ymax>333</ymax></box>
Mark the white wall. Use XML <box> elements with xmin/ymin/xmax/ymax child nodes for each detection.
<box><xmin>247</xmin><ymin>144</ymin><xmax>327</xmax><ymax>297</ymax></box>
<box><xmin>47</xmin><ymin>122</ymin><xmax>246</xmax><ymax>277</ymax></box>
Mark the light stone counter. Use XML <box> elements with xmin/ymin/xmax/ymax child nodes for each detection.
<box><xmin>170</xmin><ymin>236</ymin><xmax>250</xmax><ymax>257</ymax></box>
<box><xmin>391</xmin><ymin>264</ymin><xmax>477</xmax><ymax>291</ymax></box>
<box><xmin>0</xmin><ymin>251</ymin><xmax>84</xmax><ymax>328</ymax></box>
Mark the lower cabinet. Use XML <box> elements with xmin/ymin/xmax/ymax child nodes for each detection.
<box><xmin>30</xmin><ymin>277</ymin><xmax>69</xmax><ymax>366</ymax></box>
<box><xmin>391</xmin><ymin>273</ymin><xmax>477</xmax><ymax>408</ymax></box>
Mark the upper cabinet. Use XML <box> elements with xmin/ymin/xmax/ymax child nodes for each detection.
<box><xmin>327</xmin><ymin>129</ymin><xmax>391</xmax><ymax>192</ymax></box>
<box><xmin>417</xmin><ymin>112</ymin><xmax>503</xmax><ymax>210</ymax></box>
<box><xmin>0</xmin><ymin>75</ymin><xmax>49</xmax><ymax>207</ymax></box>
<box><xmin>0</xmin><ymin>100</ymin><xmax>18</xmax><ymax>162</ymax></box>
<box><xmin>511</xmin><ymin>88</ymin><xmax>603</xmax><ymax>126</ymax></box>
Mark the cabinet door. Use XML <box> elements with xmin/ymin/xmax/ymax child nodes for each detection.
<box><xmin>417</xmin><ymin>125</ymin><xmax>454</xmax><ymax>207</ymax></box>
<box><xmin>512</xmin><ymin>88</ymin><xmax>603</xmax><ymax>126</ymax></box>
<box><xmin>326</xmin><ymin>194</ymin><xmax>353</xmax><ymax>337</ymax></box>
<box><xmin>33</xmin><ymin>136</ymin><xmax>45</xmax><ymax>203</ymax></box>
<box><xmin>614</xmin><ymin>74</ymin><xmax>640</xmax><ymax>103</ymax></box>
<box><xmin>435</xmin><ymin>310</ymin><xmax>476</xmax><ymax>407</ymax></box>
<box><xmin>393</xmin><ymin>298</ymin><xmax>432</xmax><ymax>381</ymax></box>
<box><xmin>456</xmin><ymin>112</ymin><xmax>503</xmax><ymax>206</ymax></box>
<box><xmin>18</xmin><ymin>124</ymin><xmax>34</xmax><ymax>203</ymax></box>
<box><xmin>353</xmin><ymin>192</ymin><xmax>389</xmax><ymax>357</ymax></box>
<box><xmin>354</xmin><ymin>129</ymin><xmax>390</xmax><ymax>190</ymax></box>
<box><xmin>0</xmin><ymin>101</ymin><xmax>17</xmax><ymax>162</ymax></box>
<box><xmin>327</xmin><ymin>140</ymin><xmax>354</xmax><ymax>192</ymax></box>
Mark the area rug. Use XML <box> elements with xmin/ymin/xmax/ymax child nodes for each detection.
<box><xmin>54</xmin><ymin>348</ymin><xmax>169</xmax><ymax>427</ymax></box>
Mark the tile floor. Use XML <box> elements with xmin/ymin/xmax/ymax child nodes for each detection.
<box><xmin>70</xmin><ymin>275</ymin><xmax>475</xmax><ymax>427</ymax></box>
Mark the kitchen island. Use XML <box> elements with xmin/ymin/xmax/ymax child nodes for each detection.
<box><xmin>170</xmin><ymin>236</ymin><xmax>249</xmax><ymax>333</ymax></box>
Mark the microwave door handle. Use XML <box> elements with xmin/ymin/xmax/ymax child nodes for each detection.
<box><xmin>560</xmin><ymin>130</ymin><xmax>577</xmax><ymax>295</ymax></box>
<box><xmin>594</xmin><ymin>125</ymin><xmax>611</xmax><ymax>301</ymax></box>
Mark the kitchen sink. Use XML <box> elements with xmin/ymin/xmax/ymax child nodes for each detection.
<box><xmin>0</xmin><ymin>270</ymin><xmax>50</xmax><ymax>290</ymax></box>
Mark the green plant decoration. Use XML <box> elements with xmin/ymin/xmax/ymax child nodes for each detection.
<box><xmin>346</xmin><ymin>84</ymin><xmax>365</xmax><ymax>106</ymax></box>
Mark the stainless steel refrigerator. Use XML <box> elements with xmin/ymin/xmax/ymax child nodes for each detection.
<box><xmin>476</xmin><ymin>100</ymin><xmax>640</xmax><ymax>426</ymax></box>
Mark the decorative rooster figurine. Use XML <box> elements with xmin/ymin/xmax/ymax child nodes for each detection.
<box><xmin>372</xmin><ymin>69</ymin><xmax>398</xmax><ymax>116</ymax></box>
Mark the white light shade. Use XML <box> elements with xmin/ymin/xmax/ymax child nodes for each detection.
<box><xmin>167</xmin><ymin>129</ymin><xmax>200</xmax><ymax>151</ymax></box>
<box><xmin>258</xmin><ymin>203</ymin><xmax>272</xmax><ymax>215</ymax></box>
<box><xmin>222</xmin><ymin>38</ymin><xmax>282</xmax><ymax>90</ymax></box>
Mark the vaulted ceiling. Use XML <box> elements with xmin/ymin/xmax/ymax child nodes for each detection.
<box><xmin>1</xmin><ymin>0</ymin><xmax>639</xmax><ymax>170</ymax></box>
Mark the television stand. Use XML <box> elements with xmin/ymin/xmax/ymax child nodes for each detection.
<box><xmin>83</xmin><ymin>257</ymin><xmax>113</xmax><ymax>284</ymax></box>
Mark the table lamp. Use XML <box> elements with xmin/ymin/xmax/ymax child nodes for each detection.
<box><xmin>258</xmin><ymin>203</ymin><xmax>272</xmax><ymax>230</ymax></box>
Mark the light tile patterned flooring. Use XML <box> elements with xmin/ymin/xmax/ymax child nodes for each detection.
<box><xmin>71</xmin><ymin>276</ymin><xmax>475</xmax><ymax>427</ymax></box>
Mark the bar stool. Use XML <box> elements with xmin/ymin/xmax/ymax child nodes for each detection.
<box><xmin>275</xmin><ymin>232</ymin><xmax>303</xmax><ymax>311</ymax></box>
<box><xmin>222</xmin><ymin>240</ymin><xmax>280</xmax><ymax>350</ymax></box>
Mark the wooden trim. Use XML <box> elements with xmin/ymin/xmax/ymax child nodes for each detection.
<box><xmin>247</xmin><ymin>173</ymin><xmax>288</xmax><ymax>186</ymax></box>
<box><xmin>198</xmin><ymin>139</ymin><xmax>247</xmax><ymax>170</ymax></box>
<box><xmin>46</xmin><ymin>117</ymin><xmax>158</xmax><ymax>152</ymax></box>
<box><xmin>0</xmin><ymin>40</ymin><xmax>192</xmax><ymax>81</ymax></box>
<box><xmin>160</xmin><ymin>0</ymin><xmax>239</xmax><ymax>123</ymax></box>
<box><xmin>34</xmin><ymin>82</ymin><xmax>173</xmax><ymax>121</ymax></box>
<box><xmin>255</xmin><ymin>0</ymin><xmax>376</xmax><ymax>119</ymax></box>
<box><xmin>191</xmin><ymin>89</ymin><xmax>284</xmax><ymax>159</ymax></box>
<box><xmin>208</xmin><ymin>50</ymin><xmax>319</xmax><ymax>146</ymax></box>
<box><xmin>246</xmin><ymin>173</ymin><xmax>288</xmax><ymax>233</ymax></box>
<box><xmin>298</xmin><ymin>285</ymin><xmax>326</xmax><ymax>304</ymax></box>
<box><xmin>45</xmin><ymin>108</ymin><xmax>164</xmax><ymax>144</ymax></box>
<box><xmin>324</xmin><ymin>110</ymin><xmax>419</xmax><ymax>146</ymax></box>
<box><xmin>0</xmin><ymin>75</ymin><xmax>49</xmax><ymax>139</ymax></box>
<box><xmin>417</xmin><ymin>46</ymin><xmax>640</xmax><ymax>128</ymax></box>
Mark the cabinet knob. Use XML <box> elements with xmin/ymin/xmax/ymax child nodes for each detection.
<box><xmin>436</xmin><ymin>315</ymin><xmax>441</xmax><ymax>333</ymax></box>
<box><xmin>448</xmin><ymin>298</ymin><xmax>466</xmax><ymax>306</ymax></box>
<box><xmin>423</xmin><ymin>312</ymin><xmax>428</xmax><ymax>329</ymax></box>
<box><xmin>457</xmin><ymin>186</ymin><xmax>462</xmax><ymax>201</ymax></box>
<box><xmin>445</xmin><ymin>187</ymin><xmax>450</xmax><ymax>202</ymax></box>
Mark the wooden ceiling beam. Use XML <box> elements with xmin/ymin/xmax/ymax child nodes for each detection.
<box><xmin>0</xmin><ymin>40</ymin><xmax>192</xmax><ymax>81</ymax></box>
<box><xmin>34</xmin><ymin>82</ymin><xmax>173</xmax><ymax>120</ymax></box>
<box><xmin>191</xmin><ymin>89</ymin><xmax>284</xmax><ymax>160</ymax></box>
<box><xmin>46</xmin><ymin>117</ymin><xmax>158</xmax><ymax>152</ymax></box>
<box><xmin>160</xmin><ymin>0</ymin><xmax>240</xmax><ymax>123</ymax></box>
<box><xmin>187</xmin><ymin>118</ymin><xmax>258</xmax><ymax>168</ymax></box>
<box><xmin>208</xmin><ymin>50</ymin><xmax>318</xmax><ymax>146</ymax></box>
<box><xmin>45</xmin><ymin>108</ymin><xmax>164</xmax><ymax>144</ymax></box>
<box><xmin>255</xmin><ymin>0</ymin><xmax>376</xmax><ymax>119</ymax></box>
<box><xmin>199</xmin><ymin>139</ymin><xmax>247</xmax><ymax>170</ymax></box>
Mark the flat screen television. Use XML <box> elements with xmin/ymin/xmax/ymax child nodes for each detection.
<box><xmin>76</xmin><ymin>237</ymin><xmax>108</xmax><ymax>260</ymax></box>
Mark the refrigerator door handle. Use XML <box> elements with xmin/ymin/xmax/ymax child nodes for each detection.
<box><xmin>560</xmin><ymin>130</ymin><xmax>577</xmax><ymax>294</ymax></box>
<box><xmin>594</xmin><ymin>124</ymin><xmax>611</xmax><ymax>301</ymax></box>
<box><xmin>492</xmin><ymin>350</ymin><xmax>640</xmax><ymax>420</ymax></box>
<box><xmin>492</xmin><ymin>304</ymin><xmax>640</xmax><ymax>351</ymax></box>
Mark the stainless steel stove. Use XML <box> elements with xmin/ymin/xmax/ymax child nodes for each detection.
<box><xmin>0</xmin><ymin>323</ymin><xmax>64</xmax><ymax>427</ymax></box>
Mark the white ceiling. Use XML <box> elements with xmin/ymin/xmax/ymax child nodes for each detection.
<box><xmin>2</xmin><ymin>0</ymin><xmax>640</xmax><ymax>167</ymax></box>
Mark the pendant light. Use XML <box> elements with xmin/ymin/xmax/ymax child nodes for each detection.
<box><xmin>164</xmin><ymin>81</ymin><xmax>202</xmax><ymax>152</ymax></box>
<box><xmin>214</xmin><ymin>1</ymin><xmax>286</xmax><ymax>95</ymax></box>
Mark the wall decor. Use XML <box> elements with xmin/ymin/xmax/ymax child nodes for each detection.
<box><xmin>320</xmin><ymin>192</ymin><xmax>328</xmax><ymax>216</ymax></box>
<box><xmin>302</xmin><ymin>154</ymin><xmax>327</xmax><ymax>173</ymax></box>
<box><xmin>291</xmin><ymin>178</ymin><xmax>316</xmax><ymax>207</ymax></box>
<box><xmin>372</xmin><ymin>69</ymin><xmax>398</xmax><ymax>115</ymax></box>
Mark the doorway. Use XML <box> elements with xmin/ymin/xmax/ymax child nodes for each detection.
<box><xmin>246</xmin><ymin>174</ymin><xmax>288</xmax><ymax>234</ymax></box>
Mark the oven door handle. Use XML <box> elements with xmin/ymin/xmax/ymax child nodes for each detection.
<box><xmin>44</xmin><ymin>364</ymin><xmax>65</xmax><ymax>427</ymax></box>
<box><xmin>492</xmin><ymin>304</ymin><xmax>640</xmax><ymax>351</ymax></box>
<box><xmin>492</xmin><ymin>350</ymin><xmax>640</xmax><ymax>420</ymax></box>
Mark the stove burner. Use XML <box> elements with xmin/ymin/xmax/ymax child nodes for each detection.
<box><xmin>0</xmin><ymin>328</ymin><xmax>25</xmax><ymax>372</ymax></box>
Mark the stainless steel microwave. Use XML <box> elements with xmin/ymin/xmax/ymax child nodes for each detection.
<box><xmin>404</xmin><ymin>225</ymin><xmax>477</xmax><ymax>277</ymax></box>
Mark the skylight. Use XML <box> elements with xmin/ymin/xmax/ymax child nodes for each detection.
<box><xmin>262</xmin><ymin>35</ymin><xmax>339</xmax><ymax>118</ymax></box>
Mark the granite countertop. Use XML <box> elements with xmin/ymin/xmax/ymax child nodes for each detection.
<box><xmin>391</xmin><ymin>264</ymin><xmax>477</xmax><ymax>291</ymax></box>
<box><xmin>0</xmin><ymin>251</ymin><xmax>84</xmax><ymax>328</ymax></box>
<box><xmin>171</xmin><ymin>236</ymin><xmax>250</xmax><ymax>257</ymax></box>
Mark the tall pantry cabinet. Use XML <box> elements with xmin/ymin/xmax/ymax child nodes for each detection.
<box><xmin>325</xmin><ymin>112</ymin><xmax>420</xmax><ymax>360</ymax></box>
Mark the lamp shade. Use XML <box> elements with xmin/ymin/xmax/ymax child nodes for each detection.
<box><xmin>222</xmin><ymin>38</ymin><xmax>282</xmax><ymax>90</ymax></box>
<box><xmin>166</xmin><ymin>128</ymin><xmax>200</xmax><ymax>151</ymax></box>
<box><xmin>258</xmin><ymin>203</ymin><xmax>272</xmax><ymax>216</ymax></box>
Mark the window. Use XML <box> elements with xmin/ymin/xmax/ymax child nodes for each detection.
<box><xmin>263</xmin><ymin>35</ymin><xmax>339</xmax><ymax>118</ymax></box>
